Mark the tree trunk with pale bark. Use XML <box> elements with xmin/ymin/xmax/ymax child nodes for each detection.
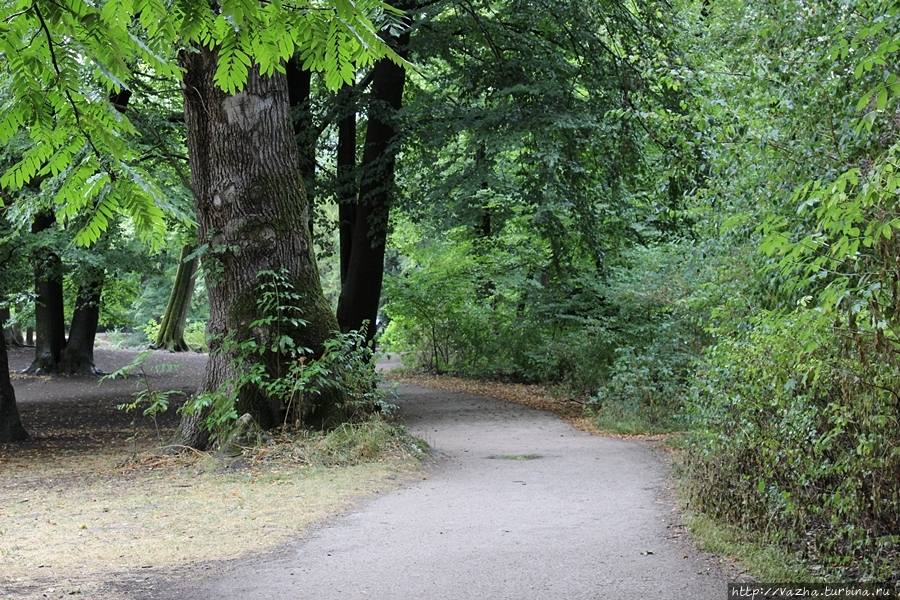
<box><xmin>174</xmin><ymin>47</ymin><xmax>343</xmax><ymax>450</ymax></box>
<box><xmin>153</xmin><ymin>244</ymin><xmax>198</xmax><ymax>352</ymax></box>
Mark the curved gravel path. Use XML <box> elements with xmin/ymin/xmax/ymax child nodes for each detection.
<box><xmin>157</xmin><ymin>382</ymin><xmax>730</xmax><ymax>599</ymax></box>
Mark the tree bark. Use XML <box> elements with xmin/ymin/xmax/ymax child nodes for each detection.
<box><xmin>59</xmin><ymin>268</ymin><xmax>104</xmax><ymax>374</ymax></box>
<box><xmin>24</xmin><ymin>212</ymin><xmax>66</xmax><ymax>375</ymax></box>
<box><xmin>153</xmin><ymin>244</ymin><xmax>198</xmax><ymax>352</ymax></box>
<box><xmin>175</xmin><ymin>47</ymin><xmax>342</xmax><ymax>449</ymax></box>
<box><xmin>338</xmin><ymin>86</ymin><xmax>358</xmax><ymax>286</ymax></box>
<box><xmin>1</xmin><ymin>308</ymin><xmax>24</xmax><ymax>347</ymax></box>
<box><xmin>336</xmin><ymin>43</ymin><xmax>408</xmax><ymax>338</ymax></box>
<box><xmin>0</xmin><ymin>311</ymin><xmax>28</xmax><ymax>443</ymax></box>
<box><xmin>286</xmin><ymin>61</ymin><xmax>316</xmax><ymax>235</ymax></box>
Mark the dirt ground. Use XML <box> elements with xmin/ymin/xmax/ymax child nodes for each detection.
<box><xmin>4</xmin><ymin>346</ymin><xmax>205</xmax><ymax>463</ymax></box>
<box><xmin>0</xmin><ymin>348</ymin><xmax>422</xmax><ymax>600</ymax></box>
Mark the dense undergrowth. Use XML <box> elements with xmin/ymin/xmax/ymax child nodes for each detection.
<box><xmin>380</xmin><ymin>0</ymin><xmax>900</xmax><ymax>583</ymax></box>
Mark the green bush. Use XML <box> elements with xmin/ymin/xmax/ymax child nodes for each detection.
<box><xmin>383</xmin><ymin>222</ymin><xmax>704</xmax><ymax>435</ymax></box>
<box><xmin>684</xmin><ymin>308</ymin><xmax>900</xmax><ymax>580</ymax></box>
<box><xmin>180</xmin><ymin>270</ymin><xmax>390</xmax><ymax>442</ymax></box>
<box><xmin>183</xmin><ymin>320</ymin><xmax>208</xmax><ymax>352</ymax></box>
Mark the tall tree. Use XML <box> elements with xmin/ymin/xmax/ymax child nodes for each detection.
<box><xmin>337</xmin><ymin>0</ymin><xmax>412</xmax><ymax>337</ymax></box>
<box><xmin>0</xmin><ymin>0</ymin><xmax>404</xmax><ymax>446</ymax></box>
<box><xmin>0</xmin><ymin>218</ymin><xmax>28</xmax><ymax>442</ymax></box>
<box><xmin>59</xmin><ymin>265</ymin><xmax>104</xmax><ymax>373</ymax></box>
<box><xmin>24</xmin><ymin>212</ymin><xmax>66</xmax><ymax>375</ymax></box>
<box><xmin>336</xmin><ymin>45</ymin><xmax>409</xmax><ymax>336</ymax></box>
<box><xmin>0</xmin><ymin>316</ymin><xmax>28</xmax><ymax>443</ymax></box>
<box><xmin>173</xmin><ymin>46</ymin><xmax>351</xmax><ymax>448</ymax></box>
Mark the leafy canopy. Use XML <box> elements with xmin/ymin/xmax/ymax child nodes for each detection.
<box><xmin>0</xmin><ymin>0</ymin><xmax>403</xmax><ymax>247</ymax></box>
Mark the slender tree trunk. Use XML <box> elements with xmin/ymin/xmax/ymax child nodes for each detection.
<box><xmin>24</xmin><ymin>212</ymin><xmax>66</xmax><ymax>375</ymax></box>
<box><xmin>286</xmin><ymin>60</ymin><xmax>316</xmax><ymax>236</ymax></box>
<box><xmin>1</xmin><ymin>308</ymin><xmax>24</xmax><ymax>347</ymax></box>
<box><xmin>60</xmin><ymin>268</ymin><xmax>104</xmax><ymax>374</ymax></box>
<box><xmin>338</xmin><ymin>86</ymin><xmax>357</xmax><ymax>286</ymax></box>
<box><xmin>153</xmin><ymin>244</ymin><xmax>198</xmax><ymax>352</ymax></box>
<box><xmin>0</xmin><ymin>311</ymin><xmax>28</xmax><ymax>443</ymax></box>
<box><xmin>336</xmin><ymin>39</ymin><xmax>408</xmax><ymax>338</ymax></box>
<box><xmin>56</xmin><ymin>87</ymin><xmax>132</xmax><ymax>374</ymax></box>
<box><xmin>174</xmin><ymin>47</ymin><xmax>341</xmax><ymax>450</ymax></box>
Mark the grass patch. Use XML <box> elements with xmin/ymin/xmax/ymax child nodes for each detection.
<box><xmin>663</xmin><ymin>439</ymin><xmax>812</xmax><ymax>584</ymax></box>
<box><xmin>0</xmin><ymin>418</ymin><xmax>427</xmax><ymax>600</ymax></box>
<box><xmin>683</xmin><ymin>510</ymin><xmax>811</xmax><ymax>582</ymax></box>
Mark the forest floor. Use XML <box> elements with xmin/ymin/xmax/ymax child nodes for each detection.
<box><xmin>1</xmin><ymin>348</ymin><xmax>744</xmax><ymax>599</ymax></box>
<box><xmin>0</xmin><ymin>347</ymin><xmax>423</xmax><ymax>599</ymax></box>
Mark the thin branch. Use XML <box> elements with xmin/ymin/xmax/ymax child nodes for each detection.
<box><xmin>459</xmin><ymin>0</ymin><xmax>503</xmax><ymax>65</ymax></box>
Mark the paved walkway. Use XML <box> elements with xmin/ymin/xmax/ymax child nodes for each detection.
<box><xmin>156</xmin><ymin>383</ymin><xmax>728</xmax><ymax>599</ymax></box>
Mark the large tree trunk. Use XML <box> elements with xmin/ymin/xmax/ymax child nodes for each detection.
<box><xmin>24</xmin><ymin>212</ymin><xmax>66</xmax><ymax>375</ymax></box>
<box><xmin>0</xmin><ymin>312</ymin><xmax>28</xmax><ymax>443</ymax></box>
<box><xmin>174</xmin><ymin>47</ymin><xmax>342</xmax><ymax>450</ymax></box>
<box><xmin>153</xmin><ymin>244</ymin><xmax>198</xmax><ymax>352</ymax></box>
<box><xmin>336</xmin><ymin>44</ymin><xmax>408</xmax><ymax>338</ymax></box>
<box><xmin>59</xmin><ymin>268</ymin><xmax>104</xmax><ymax>374</ymax></box>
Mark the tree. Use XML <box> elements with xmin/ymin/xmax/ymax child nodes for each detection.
<box><xmin>24</xmin><ymin>212</ymin><xmax>66</xmax><ymax>375</ymax></box>
<box><xmin>0</xmin><ymin>0</ymin><xmax>404</xmax><ymax>447</ymax></box>
<box><xmin>153</xmin><ymin>244</ymin><xmax>199</xmax><ymax>352</ymax></box>
<box><xmin>0</xmin><ymin>216</ymin><xmax>28</xmax><ymax>442</ymax></box>
<box><xmin>174</xmin><ymin>46</ymin><xmax>344</xmax><ymax>447</ymax></box>
<box><xmin>0</xmin><ymin>318</ymin><xmax>28</xmax><ymax>443</ymax></box>
<box><xmin>336</xmin><ymin>25</ymin><xmax>410</xmax><ymax>337</ymax></box>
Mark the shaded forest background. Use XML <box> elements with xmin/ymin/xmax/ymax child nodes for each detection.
<box><xmin>1</xmin><ymin>0</ymin><xmax>899</xmax><ymax>585</ymax></box>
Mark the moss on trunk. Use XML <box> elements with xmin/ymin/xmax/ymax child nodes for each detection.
<box><xmin>175</xmin><ymin>46</ymin><xmax>346</xmax><ymax>450</ymax></box>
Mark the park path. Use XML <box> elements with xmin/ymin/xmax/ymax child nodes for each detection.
<box><xmin>156</xmin><ymin>382</ymin><xmax>730</xmax><ymax>599</ymax></box>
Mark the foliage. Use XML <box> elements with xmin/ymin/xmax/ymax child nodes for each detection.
<box><xmin>180</xmin><ymin>269</ymin><xmax>390</xmax><ymax>442</ymax></box>
<box><xmin>382</xmin><ymin>220</ymin><xmax>703</xmax><ymax>433</ymax></box>
<box><xmin>102</xmin><ymin>350</ymin><xmax>182</xmax><ymax>458</ymax></box>
<box><xmin>0</xmin><ymin>0</ymin><xmax>405</xmax><ymax>247</ymax></box>
<box><xmin>684</xmin><ymin>309</ymin><xmax>900</xmax><ymax>580</ymax></box>
<box><xmin>677</xmin><ymin>0</ymin><xmax>900</xmax><ymax>581</ymax></box>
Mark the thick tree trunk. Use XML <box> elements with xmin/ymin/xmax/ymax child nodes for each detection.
<box><xmin>336</xmin><ymin>45</ymin><xmax>408</xmax><ymax>338</ymax></box>
<box><xmin>0</xmin><ymin>312</ymin><xmax>28</xmax><ymax>443</ymax></box>
<box><xmin>153</xmin><ymin>244</ymin><xmax>198</xmax><ymax>352</ymax></box>
<box><xmin>24</xmin><ymin>212</ymin><xmax>66</xmax><ymax>375</ymax></box>
<box><xmin>175</xmin><ymin>47</ymin><xmax>342</xmax><ymax>450</ymax></box>
<box><xmin>60</xmin><ymin>269</ymin><xmax>104</xmax><ymax>374</ymax></box>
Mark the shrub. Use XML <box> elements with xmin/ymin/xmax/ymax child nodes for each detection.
<box><xmin>684</xmin><ymin>308</ymin><xmax>900</xmax><ymax>580</ymax></box>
